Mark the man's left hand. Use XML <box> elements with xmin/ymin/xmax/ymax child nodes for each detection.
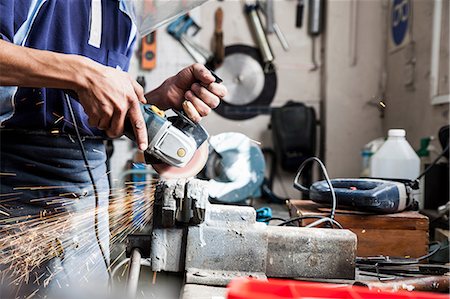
<box><xmin>146</xmin><ymin>63</ymin><xmax>227</xmax><ymax>122</ymax></box>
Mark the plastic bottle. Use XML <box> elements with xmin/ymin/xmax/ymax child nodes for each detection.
<box><xmin>370</xmin><ymin>129</ymin><xmax>420</xmax><ymax>180</ymax></box>
<box><xmin>360</xmin><ymin>138</ymin><xmax>386</xmax><ymax>177</ymax></box>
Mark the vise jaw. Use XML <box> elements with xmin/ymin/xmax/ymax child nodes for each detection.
<box><xmin>153</xmin><ymin>179</ymin><xmax>208</xmax><ymax>228</ymax></box>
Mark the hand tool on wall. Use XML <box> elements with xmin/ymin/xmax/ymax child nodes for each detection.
<box><xmin>140</xmin><ymin>0</ymin><xmax>157</xmax><ymax>70</ymax></box>
<box><xmin>213</xmin><ymin>7</ymin><xmax>225</xmax><ymax>68</ymax></box>
<box><xmin>244</xmin><ymin>4</ymin><xmax>275</xmax><ymax>73</ymax></box>
<box><xmin>296</xmin><ymin>0</ymin><xmax>305</xmax><ymax>28</ymax></box>
<box><xmin>213</xmin><ymin>44</ymin><xmax>277</xmax><ymax>120</ymax></box>
<box><xmin>307</xmin><ymin>0</ymin><xmax>325</xmax><ymax>71</ymax></box>
<box><xmin>257</xmin><ymin>0</ymin><xmax>290</xmax><ymax>51</ymax></box>
<box><xmin>264</xmin><ymin>0</ymin><xmax>274</xmax><ymax>34</ymax></box>
<box><xmin>167</xmin><ymin>14</ymin><xmax>214</xmax><ymax>66</ymax></box>
<box><xmin>140</xmin><ymin>31</ymin><xmax>157</xmax><ymax>70</ymax></box>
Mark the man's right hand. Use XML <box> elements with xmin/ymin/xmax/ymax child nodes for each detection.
<box><xmin>75</xmin><ymin>60</ymin><xmax>148</xmax><ymax>151</ymax></box>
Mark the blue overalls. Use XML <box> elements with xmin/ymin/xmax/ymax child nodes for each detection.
<box><xmin>0</xmin><ymin>1</ymin><xmax>136</xmax><ymax>297</ymax></box>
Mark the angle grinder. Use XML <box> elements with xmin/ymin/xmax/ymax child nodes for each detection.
<box><xmin>125</xmin><ymin>71</ymin><xmax>223</xmax><ymax>178</ymax></box>
<box><xmin>124</xmin><ymin>105</ymin><xmax>210</xmax><ymax>179</ymax></box>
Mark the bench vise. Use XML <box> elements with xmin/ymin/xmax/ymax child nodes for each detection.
<box><xmin>125</xmin><ymin>179</ymin><xmax>357</xmax><ymax>296</ymax></box>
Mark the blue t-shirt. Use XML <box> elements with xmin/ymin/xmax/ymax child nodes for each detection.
<box><xmin>0</xmin><ymin>0</ymin><xmax>137</xmax><ymax>136</ymax></box>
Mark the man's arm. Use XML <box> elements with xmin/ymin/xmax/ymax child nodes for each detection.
<box><xmin>0</xmin><ymin>40</ymin><xmax>148</xmax><ymax>150</ymax></box>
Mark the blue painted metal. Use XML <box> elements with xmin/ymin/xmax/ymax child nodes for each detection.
<box><xmin>310</xmin><ymin>179</ymin><xmax>406</xmax><ymax>214</ymax></box>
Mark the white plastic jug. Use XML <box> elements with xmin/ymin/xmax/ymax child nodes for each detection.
<box><xmin>370</xmin><ymin>129</ymin><xmax>420</xmax><ymax>180</ymax></box>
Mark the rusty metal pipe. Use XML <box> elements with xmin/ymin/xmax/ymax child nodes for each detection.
<box><xmin>354</xmin><ymin>276</ymin><xmax>450</xmax><ymax>293</ymax></box>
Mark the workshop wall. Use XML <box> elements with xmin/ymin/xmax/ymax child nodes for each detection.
<box><xmin>113</xmin><ymin>0</ymin><xmax>448</xmax><ymax>198</ymax></box>
<box><xmin>383</xmin><ymin>0</ymin><xmax>449</xmax><ymax>156</ymax></box>
<box><xmin>198</xmin><ymin>0</ymin><xmax>321</xmax><ymax>198</ymax></box>
<box><xmin>122</xmin><ymin>0</ymin><xmax>322</xmax><ymax>199</ymax></box>
<box><xmin>324</xmin><ymin>0</ymin><xmax>386</xmax><ymax>177</ymax></box>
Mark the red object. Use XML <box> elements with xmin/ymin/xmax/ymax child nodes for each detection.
<box><xmin>226</xmin><ymin>278</ymin><xmax>449</xmax><ymax>299</ymax></box>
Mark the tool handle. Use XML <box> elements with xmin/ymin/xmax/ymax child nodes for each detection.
<box><xmin>296</xmin><ymin>0</ymin><xmax>304</xmax><ymax>28</ymax></box>
<box><xmin>214</xmin><ymin>8</ymin><xmax>225</xmax><ymax>66</ymax></box>
<box><xmin>244</xmin><ymin>4</ymin><xmax>275</xmax><ymax>73</ymax></box>
<box><xmin>214</xmin><ymin>32</ymin><xmax>224</xmax><ymax>66</ymax></box>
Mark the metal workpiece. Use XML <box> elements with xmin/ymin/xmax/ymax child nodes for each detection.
<box><xmin>265</xmin><ymin>226</ymin><xmax>357</xmax><ymax>279</ymax></box>
<box><xmin>150</xmin><ymin>228</ymin><xmax>185</xmax><ymax>272</ymax></box>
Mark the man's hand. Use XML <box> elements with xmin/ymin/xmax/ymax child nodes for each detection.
<box><xmin>76</xmin><ymin>61</ymin><xmax>148</xmax><ymax>151</ymax></box>
<box><xmin>0</xmin><ymin>41</ymin><xmax>149</xmax><ymax>150</ymax></box>
<box><xmin>147</xmin><ymin>63</ymin><xmax>227</xmax><ymax>122</ymax></box>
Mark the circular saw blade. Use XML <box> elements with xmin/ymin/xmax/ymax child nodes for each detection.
<box><xmin>217</xmin><ymin>53</ymin><xmax>265</xmax><ymax>106</ymax></box>
<box><xmin>152</xmin><ymin>142</ymin><xmax>209</xmax><ymax>179</ymax></box>
<box><xmin>214</xmin><ymin>45</ymin><xmax>277</xmax><ymax>120</ymax></box>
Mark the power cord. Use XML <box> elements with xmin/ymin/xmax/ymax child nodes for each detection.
<box><xmin>266</xmin><ymin>157</ymin><xmax>342</xmax><ymax>229</ymax></box>
<box><xmin>416</xmin><ymin>145</ymin><xmax>449</xmax><ymax>180</ymax></box>
<box><xmin>65</xmin><ymin>94</ymin><xmax>112</xmax><ymax>286</ymax></box>
<box><xmin>268</xmin><ymin>215</ymin><xmax>343</xmax><ymax>229</ymax></box>
<box><xmin>294</xmin><ymin>157</ymin><xmax>337</xmax><ymax>221</ymax></box>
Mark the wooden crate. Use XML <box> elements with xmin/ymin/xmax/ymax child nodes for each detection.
<box><xmin>288</xmin><ymin>200</ymin><xmax>429</xmax><ymax>258</ymax></box>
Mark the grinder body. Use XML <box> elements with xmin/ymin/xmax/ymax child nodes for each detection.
<box><xmin>124</xmin><ymin>105</ymin><xmax>209</xmax><ymax>170</ymax></box>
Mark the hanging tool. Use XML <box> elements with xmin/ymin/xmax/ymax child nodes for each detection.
<box><xmin>140</xmin><ymin>31</ymin><xmax>157</xmax><ymax>70</ymax></box>
<box><xmin>264</xmin><ymin>0</ymin><xmax>275</xmax><ymax>34</ymax></box>
<box><xmin>296</xmin><ymin>0</ymin><xmax>305</xmax><ymax>28</ymax></box>
<box><xmin>213</xmin><ymin>44</ymin><xmax>277</xmax><ymax>120</ymax></box>
<box><xmin>244</xmin><ymin>4</ymin><xmax>275</xmax><ymax>73</ymax></box>
<box><xmin>140</xmin><ymin>0</ymin><xmax>157</xmax><ymax>70</ymax></box>
<box><xmin>213</xmin><ymin>7</ymin><xmax>225</xmax><ymax>68</ymax></box>
<box><xmin>167</xmin><ymin>14</ymin><xmax>213</xmax><ymax>66</ymax></box>
<box><xmin>308</xmin><ymin>0</ymin><xmax>325</xmax><ymax>71</ymax></box>
<box><xmin>300</xmin><ymin>178</ymin><xmax>419</xmax><ymax>214</ymax></box>
<box><xmin>258</xmin><ymin>0</ymin><xmax>290</xmax><ymax>51</ymax></box>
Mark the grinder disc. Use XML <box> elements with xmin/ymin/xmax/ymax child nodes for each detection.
<box><xmin>152</xmin><ymin>142</ymin><xmax>209</xmax><ymax>179</ymax></box>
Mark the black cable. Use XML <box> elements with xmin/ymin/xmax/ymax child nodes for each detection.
<box><xmin>65</xmin><ymin>94</ymin><xmax>112</xmax><ymax>285</ymax></box>
<box><xmin>416</xmin><ymin>145</ymin><xmax>449</xmax><ymax>180</ymax></box>
<box><xmin>265</xmin><ymin>217</ymin><xmax>287</xmax><ymax>223</ymax></box>
<box><xmin>417</xmin><ymin>241</ymin><xmax>441</xmax><ymax>261</ymax></box>
<box><xmin>293</xmin><ymin>157</ymin><xmax>337</xmax><ymax>220</ymax></box>
<box><xmin>356</xmin><ymin>241</ymin><xmax>442</xmax><ymax>266</ymax></box>
<box><xmin>276</xmin><ymin>215</ymin><xmax>343</xmax><ymax>229</ymax></box>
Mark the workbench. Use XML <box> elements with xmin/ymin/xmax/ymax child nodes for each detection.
<box><xmin>288</xmin><ymin>200</ymin><xmax>430</xmax><ymax>258</ymax></box>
